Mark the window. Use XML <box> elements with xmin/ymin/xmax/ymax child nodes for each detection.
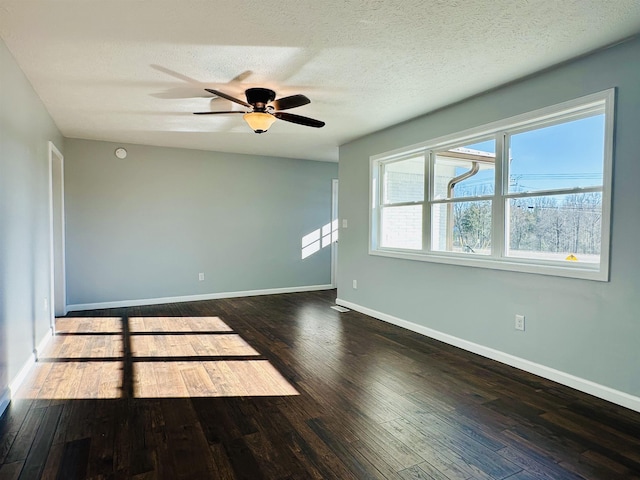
<box><xmin>370</xmin><ymin>90</ymin><xmax>614</xmax><ymax>281</ymax></box>
<box><xmin>379</xmin><ymin>154</ymin><xmax>424</xmax><ymax>250</ymax></box>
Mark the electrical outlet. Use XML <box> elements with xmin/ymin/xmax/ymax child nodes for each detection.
<box><xmin>515</xmin><ymin>314</ymin><xmax>525</xmax><ymax>331</ymax></box>
<box><xmin>352</xmin><ymin>279</ymin><xmax>357</xmax><ymax>289</ymax></box>
<box><xmin>43</xmin><ymin>298</ymin><xmax>48</xmax><ymax>311</ymax></box>
<box><xmin>342</xmin><ymin>219</ymin><xmax>348</xmax><ymax>228</ymax></box>
<box><xmin>198</xmin><ymin>273</ymin><xmax>205</xmax><ymax>281</ymax></box>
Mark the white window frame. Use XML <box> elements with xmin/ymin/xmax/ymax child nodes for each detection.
<box><xmin>369</xmin><ymin>89</ymin><xmax>615</xmax><ymax>281</ymax></box>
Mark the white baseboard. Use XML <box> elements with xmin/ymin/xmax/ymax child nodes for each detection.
<box><xmin>8</xmin><ymin>327</ymin><xmax>53</xmax><ymax>395</ymax></box>
<box><xmin>66</xmin><ymin>284</ymin><xmax>334</xmax><ymax>312</ymax></box>
<box><xmin>35</xmin><ymin>327</ymin><xmax>53</xmax><ymax>360</ymax></box>
<box><xmin>1</xmin><ymin>327</ymin><xmax>54</xmax><ymax>418</ymax></box>
<box><xmin>336</xmin><ymin>298</ymin><xmax>640</xmax><ymax>413</ymax></box>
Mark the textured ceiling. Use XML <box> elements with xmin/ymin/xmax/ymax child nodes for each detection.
<box><xmin>1</xmin><ymin>1</ymin><xmax>639</xmax><ymax>162</ymax></box>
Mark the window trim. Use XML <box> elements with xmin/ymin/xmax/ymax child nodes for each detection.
<box><xmin>369</xmin><ymin>89</ymin><xmax>615</xmax><ymax>281</ymax></box>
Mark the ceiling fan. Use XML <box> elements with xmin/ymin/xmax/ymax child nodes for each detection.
<box><xmin>194</xmin><ymin>88</ymin><xmax>325</xmax><ymax>133</ymax></box>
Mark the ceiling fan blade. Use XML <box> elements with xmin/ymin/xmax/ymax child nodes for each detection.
<box><xmin>193</xmin><ymin>111</ymin><xmax>246</xmax><ymax>115</ymax></box>
<box><xmin>274</xmin><ymin>112</ymin><xmax>325</xmax><ymax>128</ymax></box>
<box><xmin>272</xmin><ymin>94</ymin><xmax>310</xmax><ymax>111</ymax></box>
<box><xmin>204</xmin><ymin>89</ymin><xmax>251</xmax><ymax>108</ymax></box>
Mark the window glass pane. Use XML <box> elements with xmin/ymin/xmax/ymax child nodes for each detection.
<box><xmin>508</xmin><ymin>114</ymin><xmax>605</xmax><ymax>193</ymax></box>
<box><xmin>431</xmin><ymin>200</ymin><xmax>491</xmax><ymax>254</ymax></box>
<box><xmin>433</xmin><ymin>140</ymin><xmax>495</xmax><ymax>199</ymax></box>
<box><xmin>506</xmin><ymin>193</ymin><xmax>602</xmax><ymax>264</ymax></box>
<box><xmin>381</xmin><ymin>205</ymin><xmax>422</xmax><ymax>250</ymax></box>
<box><xmin>382</xmin><ymin>155</ymin><xmax>424</xmax><ymax>204</ymax></box>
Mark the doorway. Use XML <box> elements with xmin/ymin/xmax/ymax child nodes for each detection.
<box><xmin>331</xmin><ymin>179</ymin><xmax>338</xmax><ymax>288</ymax></box>
<box><xmin>48</xmin><ymin>141</ymin><xmax>66</xmax><ymax>326</ymax></box>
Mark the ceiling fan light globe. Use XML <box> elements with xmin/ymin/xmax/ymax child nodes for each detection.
<box><xmin>243</xmin><ymin>112</ymin><xmax>276</xmax><ymax>133</ymax></box>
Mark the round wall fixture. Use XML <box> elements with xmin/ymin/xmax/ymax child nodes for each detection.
<box><xmin>115</xmin><ymin>147</ymin><xmax>127</xmax><ymax>159</ymax></box>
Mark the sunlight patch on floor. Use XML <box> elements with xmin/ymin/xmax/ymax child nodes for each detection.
<box><xmin>16</xmin><ymin>316</ymin><xmax>298</xmax><ymax>400</ymax></box>
<box><xmin>134</xmin><ymin>360</ymin><xmax>298</xmax><ymax>398</ymax></box>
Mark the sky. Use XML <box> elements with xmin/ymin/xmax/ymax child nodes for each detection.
<box><xmin>454</xmin><ymin>113</ymin><xmax>605</xmax><ymax>195</ymax></box>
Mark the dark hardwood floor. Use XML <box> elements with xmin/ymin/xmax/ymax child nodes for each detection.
<box><xmin>1</xmin><ymin>289</ymin><xmax>639</xmax><ymax>479</ymax></box>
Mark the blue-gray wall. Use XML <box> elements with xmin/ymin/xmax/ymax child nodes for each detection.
<box><xmin>64</xmin><ymin>139</ymin><xmax>337</xmax><ymax>307</ymax></box>
<box><xmin>337</xmin><ymin>37</ymin><xmax>640</xmax><ymax>399</ymax></box>
<box><xmin>0</xmin><ymin>37</ymin><xmax>63</xmax><ymax>406</ymax></box>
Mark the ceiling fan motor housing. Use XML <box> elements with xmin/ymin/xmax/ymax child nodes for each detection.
<box><xmin>246</xmin><ymin>88</ymin><xmax>276</xmax><ymax>111</ymax></box>
<box><xmin>195</xmin><ymin>87</ymin><xmax>324</xmax><ymax>131</ymax></box>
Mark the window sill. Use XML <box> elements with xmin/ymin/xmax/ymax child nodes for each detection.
<box><xmin>368</xmin><ymin>248</ymin><xmax>608</xmax><ymax>282</ymax></box>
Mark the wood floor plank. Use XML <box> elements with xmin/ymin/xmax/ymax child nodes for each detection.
<box><xmin>223</xmin><ymin>436</ymin><xmax>266</xmax><ymax>480</ymax></box>
<box><xmin>0</xmin><ymin>432</ymin><xmax>17</xmax><ymax>466</ymax></box>
<box><xmin>159</xmin><ymin>399</ymin><xmax>218</xmax><ymax>479</ymax></box>
<box><xmin>275</xmin><ymin>404</ymin><xmax>360</xmax><ymax>480</ymax></box>
<box><xmin>542</xmin><ymin>407</ymin><xmax>640</xmax><ymax>463</ymax></box>
<box><xmin>0</xmin><ymin>462</ymin><xmax>23</xmax><ymax>480</ymax></box>
<box><xmin>83</xmin><ymin>400</ymin><xmax>117</xmax><ymax>478</ymax></box>
<box><xmin>0</xmin><ymin>401</ymin><xmax>31</xmax><ymax>439</ymax></box>
<box><xmin>207</xmin><ymin>443</ymin><xmax>236</xmax><ymax>480</ymax></box>
<box><xmin>496</xmin><ymin>445</ymin><xmax>582</xmax><ymax>480</ymax></box>
<box><xmin>55</xmin><ymin>438</ymin><xmax>90</xmax><ymax>480</ymax></box>
<box><xmin>1</xmin><ymin>290</ymin><xmax>639</xmax><ymax>479</ymax></box>
<box><xmin>305</xmin><ymin>417</ymin><xmax>386</xmax><ymax>480</ymax></box>
<box><xmin>382</xmin><ymin>416</ymin><xmax>494</xmax><ymax>480</ymax></box>
<box><xmin>39</xmin><ymin>442</ymin><xmax>64</xmax><ymax>480</ymax></box>
<box><xmin>4</xmin><ymin>407</ymin><xmax>44</xmax><ymax>464</ymax></box>
<box><xmin>560</xmin><ymin>450</ymin><xmax>640</xmax><ymax>480</ymax></box>
<box><xmin>397</xmin><ymin>464</ymin><xmax>438</xmax><ymax>480</ymax></box>
<box><xmin>17</xmin><ymin>404</ymin><xmax>63</xmax><ymax>480</ymax></box>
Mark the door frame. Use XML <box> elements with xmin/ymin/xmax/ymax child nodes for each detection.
<box><xmin>331</xmin><ymin>178</ymin><xmax>338</xmax><ymax>288</ymax></box>
<box><xmin>48</xmin><ymin>141</ymin><xmax>67</xmax><ymax>329</ymax></box>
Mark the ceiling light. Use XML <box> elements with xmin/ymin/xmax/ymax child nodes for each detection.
<box><xmin>243</xmin><ymin>112</ymin><xmax>276</xmax><ymax>134</ymax></box>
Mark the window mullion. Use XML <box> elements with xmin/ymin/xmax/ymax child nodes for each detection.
<box><xmin>492</xmin><ymin>133</ymin><xmax>507</xmax><ymax>258</ymax></box>
<box><xmin>423</xmin><ymin>150</ymin><xmax>432</xmax><ymax>252</ymax></box>
<box><xmin>504</xmin><ymin>185</ymin><xmax>603</xmax><ymax>200</ymax></box>
<box><xmin>376</xmin><ymin>163</ymin><xmax>384</xmax><ymax>249</ymax></box>
<box><xmin>382</xmin><ymin>200</ymin><xmax>424</xmax><ymax>208</ymax></box>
